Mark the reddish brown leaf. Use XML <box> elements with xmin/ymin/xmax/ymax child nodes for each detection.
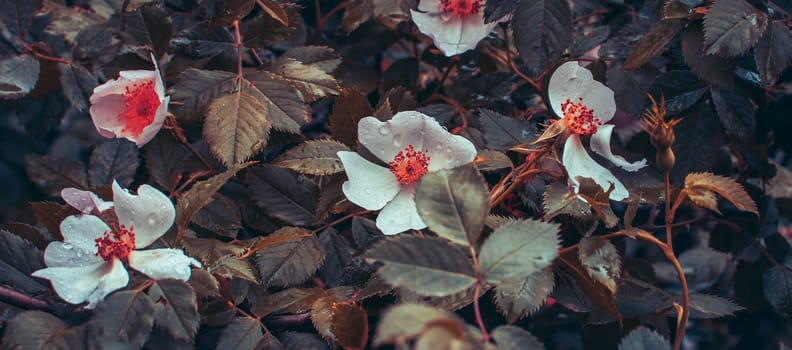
<box><xmin>331</xmin><ymin>303</ymin><xmax>368</xmax><ymax>350</ymax></box>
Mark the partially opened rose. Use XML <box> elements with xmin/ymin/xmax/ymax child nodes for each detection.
<box><xmin>32</xmin><ymin>181</ymin><xmax>200</xmax><ymax>308</ymax></box>
<box><xmin>89</xmin><ymin>54</ymin><xmax>169</xmax><ymax>147</ymax></box>
<box><xmin>410</xmin><ymin>0</ymin><xmax>506</xmax><ymax>56</ymax></box>
<box><xmin>337</xmin><ymin>111</ymin><xmax>477</xmax><ymax>234</ymax></box>
<box><xmin>547</xmin><ymin>61</ymin><xmax>647</xmax><ymax>201</ymax></box>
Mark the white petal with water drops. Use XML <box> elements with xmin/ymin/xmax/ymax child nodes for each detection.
<box><xmin>337</xmin><ymin>151</ymin><xmax>400</xmax><ymax>210</ymax></box>
<box><xmin>562</xmin><ymin>135</ymin><xmax>630</xmax><ymax>201</ymax></box>
<box><xmin>128</xmin><ymin>248</ymin><xmax>201</xmax><ymax>281</ymax></box>
<box><xmin>112</xmin><ymin>180</ymin><xmax>175</xmax><ymax>248</ymax></box>
<box><xmin>375</xmin><ymin>185</ymin><xmax>426</xmax><ymax>235</ymax></box>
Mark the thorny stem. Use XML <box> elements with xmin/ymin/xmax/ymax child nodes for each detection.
<box><xmin>489</xmin><ymin>151</ymin><xmax>547</xmax><ymax>208</ymax></box>
<box><xmin>311</xmin><ymin>209</ymin><xmax>371</xmax><ymax>234</ymax></box>
<box><xmin>502</xmin><ymin>27</ymin><xmax>541</xmax><ymax>91</ymax></box>
<box><xmin>658</xmin><ymin>170</ymin><xmax>690</xmax><ymax>350</ymax></box>
<box><xmin>0</xmin><ymin>285</ymin><xmax>49</xmax><ymax>310</ymax></box>
<box><xmin>312</xmin><ymin>0</ymin><xmax>353</xmax><ymax>41</ymax></box>
<box><xmin>164</xmin><ymin>116</ymin><xmax>214</xmax><ymax>170</ymax></box>
<box><xmin>233</xmin><ymin>20</ymin><xmax>244</xmax><ymax>93</ymax></box>
<box><xmin>468</xmin><ymin>243</ymin><xmax>489</xmax><ymax>344</ymax></box>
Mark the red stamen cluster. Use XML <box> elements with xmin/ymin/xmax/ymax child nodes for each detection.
<box><xmin>440</xmin><ymin>0</ymin><xmax>482</xmax><ymax>17</ymax></box>
<box><xmin>95</xmin><ymin>223</ymin><xmax>136</xmax><ymax>262</ymax></box>
<box><xmin>389</xmin><ymin>145</ymin><xmax>431</xmax><ymax>184</ymax></box>
<box><xmin>120</xmin><ymin>80</ymin><xmax>160</xmax><ymax>138</ymax></box>
<box><xmin>561</xmin><ymin>97</ymin><xmax>601</xmax><ymax>135</ymax></box>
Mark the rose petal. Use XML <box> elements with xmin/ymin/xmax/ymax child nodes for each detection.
<box><xmin>548</xmin><ymin>61</ymin><xmax>617</xmax><ymax>124</ymax></box>
<box><xmin>60</xmin><ymin>188</ymin><xmax>113</xmax><ymax>215</ymax></box>
<box><xmin>44</xmin><ymin>241</ymin><xmax>103</xmax><ymax>268</ymax></box>
<box><xmin>338</xmin><ymin>151</ymin><xmax>400</xmax><ymax>210</ymax></box>
<box><xmin>358</xmin><ymin>111</ymin><xmax>476</xmax><ymax>171</ymax></box>
<box><xmin>133</xmin><ymin>95</ymin><xmax>169</xmax><ymax>147</ymax></box>
<box><xmin>112</xmin><ymin>181</ymin><xmax>175</xmax><ymax>248</ymax></box>
<box><xmin>562</xmin><ymin>135</ymin><xmax>630</xmax><ymax>201</ymax></box>
<box><xmin>128</xmin><ymin>248</ymin><xmax>201</xmax><ymax>281</ymax></box>
<box><xmin>590</xmin><ymin>124</ymin><xmax>647</xmax><ymax>172</ymax></box>
<box><xmin>422</xmin><ymin>119</ymin><xmax>477</xmax><ymax>172</ymax></box>
<box><xmin>358</xmin><ymin>113</ymin><xmax>425</xmax><ymax>164</ymax></box>
<box><xmin>32</xmin><ymin>258</ymin><xmax>129</xmax><ymax>308</ymax></box>
<box><xmin>411</xmin><ymin>9</ymin><xmax>497</xmax><ymax>56</ymax></box>
<box><xmin>417</xmin><ymin>0</ymin><xmax>441</xmax><ymax>12</ymax></box>
<box><xmin>376</xmin><ymin>185</ymin><xmax>426</xmax><ymax>235</ymax></box>
<box><xmin>89</xmin><ymin>93</ymin><xmax>126</xmax><ymax>138</ymax></box>
<box><xmin>60</xmin><ymin>215</ymin><xmax>110</xmax><ymax>252</ymax></box>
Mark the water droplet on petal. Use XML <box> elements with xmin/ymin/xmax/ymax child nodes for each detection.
<box><xmin>147</xmin><ymin>213</ymin><xmax>158</xmax><ymax>225</ymax></box>
<box><xmin>62</xmin><ymin>243</ymin><xmax>74</xmax><ymax>250</ymax></box>
<box><xmin>71</xmin><ymin>190</ymin><xmax>80</xmax><ymax>196</ymax></box>
<box><xmin>435</xmin><ymin>144</ymin><xmax>443</xmax><ymax>150</ymax></box>
<box><xmin>378</xmin><ymin>127</ymin><xmax>389</xmax><ymax>135</ymax></box>
<box><xmin>393</xmin><ymin>135</ymin><xmax>402</xmax><ymax>147</ymax></box>
<box><xmin>364</xmin><ymin>188</ymin><xmax>372</xmax><ymax>195</ymax></box>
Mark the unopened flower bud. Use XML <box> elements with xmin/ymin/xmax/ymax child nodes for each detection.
<box><xmin>641</xmin><ymin>94</ymin><xmax>681</xmax><ymax>172</ymax></box>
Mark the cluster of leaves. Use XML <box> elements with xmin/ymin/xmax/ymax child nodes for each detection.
<box><xmin>0</xmin><ymin>0</ymin><xmax>790</xmax><ymax>349</ymax></box>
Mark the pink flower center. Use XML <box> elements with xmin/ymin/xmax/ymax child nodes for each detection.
<box><xmin>95</xmin><ymin>223</ymin><xmax>136</xmax><ymax>262</ymax></box>
<box><xmin>120</xmin><ymin>80</ymin><xmax>161</xmax><ymax>138</ymax></box>
<box><xmin>440</xmin><ymin>0</ymin><xmax>482</xmax><ymax>17</ymax></box>
<box><xmin>389</xmin><ymin>145</ymin><xmax>430</xmax><ymax>185</ymax></box>
<box><xmin>561</xmin><ymin>97</ymin><xmax>601</xmax><ymax>135</ymax></box>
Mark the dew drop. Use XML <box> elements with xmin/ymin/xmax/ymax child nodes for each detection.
<box><xmin>80</xmin><ymin>197</ymin><xmax>89</xmax><ymax>202</ymax></box>
<box><xmin>446</xmin><ymin>147</ymin><xmax>452</xmax><ymax>153</ymax></box>
<box><xmin>364</xmin><ymin>188</ymin><xmax>372</xmax><ymax>195</ymax></box>
<box><xmin>378</xmin><ymin>127</ymin><xmax>390</xmax><ymax>135</ymax></box>
<box><xmin>147</xmin><ymin>213</ymin><xmax>158</xmax><ymax>225</ymax></box>
<box><xmin>71</xmin><ymin>190</ymin><xmax>80</xmax><ymax>196</ymax></box>
<box><xmin>393</xmin><ymin>135</ymin><xmax>403</xmax><ymax>147</ymax></box>
<box><xmin>435</xmin><ymin>144</ymin><xmax>443</xmax><ymax>150</ymax></box>
<box><xmin>62</xmin><ymin>243</ymin><xmax>74</xmax><ymax>250</ymax></box>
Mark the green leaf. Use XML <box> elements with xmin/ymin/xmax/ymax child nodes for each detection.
<box><xmin>703</xmin><ymin>0</ymin><xmax>768</xmax><ymax>57</ymax></box>
<box><xmin>373</xmin><ymin>303</ymin><xmax>462</xmax><ymax>346</ymax></box>
<box><xmin>542</xmin><ymin>181</ymin><xmax>592</xmax><ymax>222</ymax></box>
<box><xmin>331</xmin><ymin>302</ymin><xmax>369</xmax><ymax>350</ymax></box>
<box><xmin>267</xmin><ymin>56</ymin><xmax>340</xmax><ymax>102</ymax></box>
<box><xmin>415</xmin><ymin>163</ymin><xmax>489</xmax><ymax>246</ymax></box>
<box><xmin>88</xmin><ymin>139</ymin><xmax>139</xmax><ymax>188</ymax></box>
<box><xmin>475</xmin><ymin>150</ymin><xmax>513</xmax><ymax>172</ymax></box>
<box><xmin>217</xmin><ymin>317</ymin><xmax>263</xmax><ymax>350</ymax></box>
<box><xmin>624</xmin><ymin>19</ymin><xmax>685</xmax><ymax>70</ymax></box>
<box><xmin>273</xmin><ymin>139</ymin><xmax>350</xmax><ymax>175</ymax></box>
<box><xmin>0</xmin><ymin>230</ymin><xmax>47</xmax><ymax>294</ymax></box>
<box><xmin>280</xmin><ymin>331</ymin><xmax>330</xmax><ymax>350</ymax></box>
<box><xmin>254</xmin><ymin>227</ymin><xmax>326</xmax><ymax>287</ymax></box>
<box><xmin>684</xmin><ymin>172</ymin><xmax>758</xmax><ymax>216</ymax></box>
<box><xmin>282</xmin><ymin>46</ymin><xmax>341</xmax><ymax>73</ymax></box>
<box><xmin>1</xmin><ymin>311</ymin><xmax>84</xmax><ymax>349</ymax></box>
<box><xmin>175</xmin><ymin>162</ymin><xmax>249</xmax><ymax>229</ymax></box>
<box><xmin>188</xmin><ymin>268</ymin><xmax>220</xmax><ymax>298</ymax></box>
<box><xmin>148</xmin><ymin>280</ymin><xmax>199</xmax><ymax>343</ymax></box>
<box><xmin>211</xmin><ymin>255</ymin><xmax>258</xmax><ymax>282</ymax></box>
<box><xmin>681</xmin><ymin>23</ymin><xmax>736</xmax><ymax>89</ymax></box>
<box><xmin>618</xmin><ymin>327</ymin><xmax>670</xmax><ymax>350</ymax></box>
<box><xmin>364</xmin><ymin>235</ymin><xmax>476</xmax><ymax>297</ymax></box>
<box><xmin>170</xmin><ymin>69</ymin><xmax>238</xmax><ymax>123</ymax></box>
<box><xmin>242</xmin><ymin>4</ymin><xmax>301</xmax><ymax>48</ymax></box>
<box><xmin>25</xmin><ymin>154</ymin><xmax>87</xmax><ymax>196</ymax></box>
<box><xmin>87</xmin><ymin>291</ymin><xmax>156</xmax><ymax>348</ymax></box>
<box><xmin>247</xmin><ymin>166</ymin><xmax>319</xmax><ymax>226</ymax></box>
<box><xmin>204</xmin><ymin>93</ymin><xmax>272</xmax><ymax>166</ymax></box>
<box><xmin>479</xmin><ymin>219</ymin><xmax>560</xmax><ymax>284</ymax></box>
<box><xmin>252</xmin><ymin>287</ymin><xmax>325</xmax><ymax>317</ymax></box>
<box><xmin>244</xmin><ymin>70</ymin><xmax>311</xmax><ymax>134</ymax></box>
<box><xmin>144</xmin><ymin>133</ymin><xmax>191</xmax><ymax>190</ymax></box>
<box><xmin>493</xmin><ymin>267</ymin><xmax>554</xmax><ymax>323</ymax></box>
<box><xmin>59</xmin><ymin>63</ymin><xmax>96</xmax><ymax>111</ymax></box>
<box><xmin>754</xmin><ymin>22</ymin><xmax>792</xmax><ymax>86</ymax></box>
<box><xmin>182</xmin><ymin>237</ymin><xmax>245</xmax><ymax>266</ymax></box>
<box><xmin>330</xmin><ymin>88</ymin><xmax>374</xmax><ymax>147</ymax></box>
<box><xmin>512</xmin><ymin>0</ymin><xmax>572</xmax><ymax>74</ymax></box>
<box><xmin>0</xmin><ymin>55</ymin><xmax>40</xmax><ymax>100</ymax></box>
<box><xmin>120</xmin><ymin>3</ymin><xmax>172</xmax><ymax>58</ymax></box>
<box><xmin>478</xmin><ymin>109</ymin><xmax>537</xmax><ymax>151</ymax></box>
<box><xmin>711</xmin><ymin>88</ymin><xmax>756</xmax><ymax>140</ymax></box>
<box><xmin>491</xmin><ymin>325</ymin><xmax>544</xmax><ymax>350</ymax></box>
<box><xmin>578</xmin><ymin>237</ymin><xmax>622</xmax><ymax>294</ymax></box>
<box><xmin>192</xmin><ymin>194</ymin><xmax>242</xmax><ymax>238</ymax></box>
<box><xmin>686</xmin><ymin>294</ymin><xmax>744</xmax><ymax>319</ymax></box>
